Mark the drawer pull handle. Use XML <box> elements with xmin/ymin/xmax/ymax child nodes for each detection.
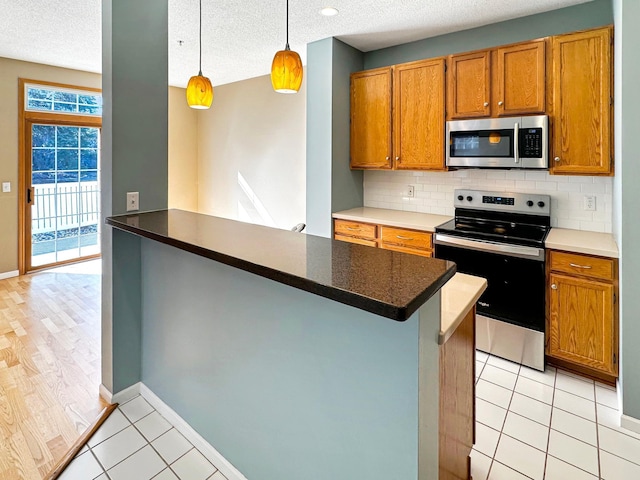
<box><xmin>569</xmin><ymin>263</ymin><xmax>592</xmax><ymax>269</ymax></box>
<box><xmin>346</xmin><ymin>227</ymin><xmax>361</xmax><ymax>231</ymax></box>
<box><xmin>396</xmin><ymin>235</ymin><xmax>414</xmax><ymax>240</ymax></box>
<box><xmin>551</xmin><ymin>284</ymin><xmax>558</xmax><ymax>290</ymax></box>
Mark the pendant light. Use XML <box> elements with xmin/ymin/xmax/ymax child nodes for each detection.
<box><xmin>186</xmin><ymin>0</ymin><xmax>213</xmax><ymax>109</ymax></box>
<box><xmin>270</xmin><ymin>0</ymin><xmax>303</xmax><ymax>94</ymax></box>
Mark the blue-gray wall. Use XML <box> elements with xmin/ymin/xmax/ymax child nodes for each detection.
<box><xmin>140</xmin><ymin>239</ymin><xmax>441</xmax><ymax>480</ymax></box>
<box><xmin>101</xmin><ymin>0</ymin><xmax>168</xmax><ymax>393</ymax></box>
<box><xmin>365</xmin><ymin>0</ymin><xmax>613</xmax><ymax>69</ymax></box>
<box><xmin>306</xmin><ymin>38</ymin><xmax>364</xmax><ymax>237</ymax></box>
<box><xmin>613</xmin><ymin>0</ymin><xmax>640</xmax><ymax>422</ymax></box>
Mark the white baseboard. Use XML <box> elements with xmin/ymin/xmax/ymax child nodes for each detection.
<box><xmin>621</xmin><ymin>414</ymin><xmax>640</xmax><ymax>435</ymax></box>
<box><xmin>99</xmin><ymin>384</ymin><xmax>113</xmax><ymax>404</ymax></box>
<box><xmin>0</xmin><ymin>270</ymin><xmax>19</xmax><ymax>280</ymax></box>
<box><xmin>111</xmin><ymin>382</ymin><xmax>141</xmax><ymax>405</ymax></box>
<box><xmin>139</xmin><ymin>383</ymin><xmax>248</xmax><ymax>480</ymax></box>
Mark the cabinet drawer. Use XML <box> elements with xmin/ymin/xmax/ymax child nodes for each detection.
<box><xmin>335</xmin><ymin>234</ymin><xmax>377</xmax><ymax>248</ymax></box>
<box><xmin>380</xmin><ymin>227</ymin><xmax>432</xmax><ymax>251</ymax></box>
<box><xmin>380</xmin><ymin>243</ymin><xmax>432</xmax><ymax>257</ymax></box>
<box><xmin>334</xmin><ymin>220</ymin><xmax>377</xmax><ymax>240</ymax></box>
<box><xmin>549</xmin><ymin>251</ymin><xmax>615</xmax><ymax>281</ymax></box>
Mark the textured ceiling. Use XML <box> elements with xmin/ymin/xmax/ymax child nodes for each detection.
<box><xmin>0</xmin><ymin>0</ymin><xmax>593</xmax><ymax>88</ymax></box>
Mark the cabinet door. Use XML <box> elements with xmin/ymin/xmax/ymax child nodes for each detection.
<box><xmin>496</xmin><ymin>40</ymin><xmax>546</xmax><ymax>115</ymax></box>
<box><xmin>548</xmin><ymin>273</ymin><xmax>616</xmax><ymax>375</ymax></box>
<box><xmin>550</xmin><ymin>27</ymin><xmax>612</xmax><ymax>175</ymax></box>
<box><xmin>350</xmin><ymin>68</ymin><xmax>393</xmax><ymax>169</ymax></box>
<box><xmin>393</xmin><ymin>58</ymin><xmax>446</xmax><ymax>170</ymax></box>
<box><xmin>448</xmin><ymin>51</ymin><xmax>491</xmax><ymax>119</ymax></box>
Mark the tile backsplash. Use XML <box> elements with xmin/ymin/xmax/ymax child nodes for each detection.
<box><xmin>363</xmin><ymin>170</ymin><xmax>613</xmax><ymax>233</ymax></box>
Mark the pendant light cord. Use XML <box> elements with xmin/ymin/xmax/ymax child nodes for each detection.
<box><xmin>285</xmin><ymin>0</ymin><xmax>290</xmax><ymax>51</ymax></box>
<box><xmin>198</xmin><ymin>0</ymin><xmax>203</xmax><ymax>75</ymax></box>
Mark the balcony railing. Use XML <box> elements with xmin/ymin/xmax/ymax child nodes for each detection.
<box><xmin>32</xmin><ymin>181</ymin><xmax>100</xmax><ymax>234</ymax></box>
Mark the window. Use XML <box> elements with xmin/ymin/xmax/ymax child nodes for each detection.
<box><xmin>25</xmin><ymin>84</ymin><xmax>102</xmax><ymax>116</ymax></box>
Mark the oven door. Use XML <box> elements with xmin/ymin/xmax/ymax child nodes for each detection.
<box><xmin>434</xmin><ymin>234</ymin><xmax>545</xmax><ymax>332</ymax></box>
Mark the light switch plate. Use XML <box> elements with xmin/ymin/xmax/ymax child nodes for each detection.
<box><xmin>126</xmin><ymin>192</ymin><xmax>139</xmax><ymax>212</ymax></box>
<box><xmin>2</xmin><ymin>182</ymin><xmax>10</xmax><ymax>193</ymax></box>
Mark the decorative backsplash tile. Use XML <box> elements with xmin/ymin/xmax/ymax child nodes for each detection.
<box><xmin>363</xmin><ymin>170</ymin><xmax>613</xmax><ymax>233</ymax></box>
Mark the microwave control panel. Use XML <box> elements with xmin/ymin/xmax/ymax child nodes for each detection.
<box><xmin>519</xmin><ymin>128</ymin><xmax>543</xmax><ymax>158</ymax></box>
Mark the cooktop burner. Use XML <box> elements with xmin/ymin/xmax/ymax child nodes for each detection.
<box><xmin>435</xmin><ymin>189</ymin><xmax>552</xmax><ymax>248</ymax></box>
<box><xmin>436</xmin><ymin>217</ymin><xmax>550</xmax><ymax>247</ymax></box>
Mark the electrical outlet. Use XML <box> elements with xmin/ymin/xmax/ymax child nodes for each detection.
<box><xmin>126</xmin><ymin>192</ymin><xmax>139</xmax><ymax>212</ymax></box>
<box><xmin>584</xmin><ymin>195</ymin><xmax>596</xmax><ymax>211</ymax></box>
<box><xmin>407</xmin><ymin>185</ymin><xmax>415</xmax><ymax>198</ymax></box>
<box><xmin>2</xmin><ymin>182</ymin><xmax>10</xmax><ymax>193</ymax></box>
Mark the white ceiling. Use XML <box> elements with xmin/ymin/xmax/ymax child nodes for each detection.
<box><xmin>0</xmin><ymin>0</ymin><xmax>593</xmax><ymax>88</ymax></box>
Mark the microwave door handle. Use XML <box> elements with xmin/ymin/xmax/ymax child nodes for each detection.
<box><xmin>514</xmin><ymin>122</ymin><xmax>520</xmax><ymax>164</ymax></box>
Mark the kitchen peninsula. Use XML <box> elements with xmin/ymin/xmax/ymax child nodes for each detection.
<box><xmin>106</xmin><ymin>209</ymin><xmax>485</xmax><ymax>480</ymax></box>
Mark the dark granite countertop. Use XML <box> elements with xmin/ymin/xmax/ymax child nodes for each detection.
<box><xmin>106</xmin><ymin>209</ymin><xmax>456</xmax><ymax>321</ymax></box>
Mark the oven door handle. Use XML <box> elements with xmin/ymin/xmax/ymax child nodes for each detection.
<box><xmin>434</xmin><ymin>233</ymin><xmax>545</xmax><ymax>260</ymax></box>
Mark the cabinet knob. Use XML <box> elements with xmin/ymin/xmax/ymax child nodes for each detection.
<box><xmin>483</xmin><ymin>102</ymin><xmax>489</xmax><ymax>107</ymax></box>
<box><xmin>395</xmin><ymin>156</ymin><xmax>400</xmax><ymax>161</ymax></box>
<box><xmin>554</xmin><ymin>157</ymin><xmax>561</xmax><ymax>162</ymax></box>
<box><xmin>551</xmin><ymin>284</ymin><xmax>558</xmax><ymax>290</ymax></box>
<box><xmin>386</xmin><ymin>156</ymin><xmax>390</xmax><ymax>161</ymax></box>
<box><xmin>498</xmin><ymin>101</ymin><xmax>504</xmax><ymax>106</ymax></box>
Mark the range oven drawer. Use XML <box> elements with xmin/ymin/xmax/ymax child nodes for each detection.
<box><xmin>435</xmin><ymin>241</ymin><xmax>545</xmax><ymax>332</ymax></box>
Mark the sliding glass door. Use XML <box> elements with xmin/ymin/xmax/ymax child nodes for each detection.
<box><xmin>28</xmin><ymin>123</ymin><xmax>101</xmax><ymax>269</ymax></box>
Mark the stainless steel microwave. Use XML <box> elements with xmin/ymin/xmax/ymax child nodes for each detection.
<box><xmin>446</xmin><ymin>115</ymin><xmax>548</xmax><ymax>169</ymax></box>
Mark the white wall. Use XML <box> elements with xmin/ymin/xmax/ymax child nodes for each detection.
<box><xmin>168</xmin><ymin>86</ymin><xmax>198</xmax><ymax>212</ymax></box>
<box><xmin>197</xmin><ymin>74</ymin><xmax>306</xmax><ymax>230</ymax></box>
<box><xmin>364</xmin><ymin>170</ymin><xmax>613</xmax><ymax>232</ymax></box>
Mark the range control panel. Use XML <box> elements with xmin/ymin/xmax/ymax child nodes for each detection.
<box><xmin>482</xmin><ymin>195</ymin><xmax>515</xmax><ymax>206</ymax></box>
<box><xmin>454</xmin><ymin>189</ymin><xmax>551</xmax><ymax>216</ymax></box>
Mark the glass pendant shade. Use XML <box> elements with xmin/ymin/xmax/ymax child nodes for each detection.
<box><xmin>186</xmin><ymin>74</ymin><xmax>213</xmax><ymax>109</ymax></box>
<box><xmin>271</xmin><ymin>48</ymin><xmax>303</xmax><ymax>94</ymax></box>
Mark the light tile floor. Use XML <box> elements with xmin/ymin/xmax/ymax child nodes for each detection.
<box><xmin>60</xmin><ymin>396</ymin><xmax>227</xmax><ymax>480</ymax></box>
<box><xmin>60</xmin><ymin>351</ymin><xmax>640</xmax><ymax>480</ymax></box>
<box><xmin>473</xmin><ymin>350</ymin><xmax>640</xmax><ymax>480</ymax></box>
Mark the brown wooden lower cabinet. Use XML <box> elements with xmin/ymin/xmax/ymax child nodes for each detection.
<box><xmin>334</xmin><ymin>219</ymin><xmax>433</xmax><ymax>257</ymax></box>
<box><xmin>547</xmin><ymin>250</ymin><xmax>619</xmax><ymax>382</ymax></box>
<box><xmin>439</xmin><ymin>307</ymin><xmax>475</xmax><ymax>480</ymax></box>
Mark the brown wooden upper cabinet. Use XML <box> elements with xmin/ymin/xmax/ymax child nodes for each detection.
<box><xmin>393</xmin><ymin>58</ymin><xmax>446</xmax><ymax>170</ymax></box>
<box><xmin>350</xmin><ymin>59</ymin><xmax>446</xmax><ymax>171</ymax></box>
<box><xmin>350</xmin><ymin>67</ymin><xmax>393</xmax><ymax>169</ymax></box>
<box><xmin>496</xmin><ymin>41</ymin><xmax>546</xmax><ymax>116</ymax></box>
<box><xmin>448</xmin><ymin>51</ymin><xmax>491</xmax><ymax>119</ymax></box>
<box><xmin>550</xmin><ymin>26</ymin><xmax>613</xmax><ymax>175</ymax></box>
<box><xmin>448</xmin><ymin>40</ymin><xmax>546</xmax><ymax>119</ymax></box>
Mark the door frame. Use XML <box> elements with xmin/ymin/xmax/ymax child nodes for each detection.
<box><xmin>18</xmin><ymin>78</ymin><xmax>102</xmax><ymax>274</ymax></box>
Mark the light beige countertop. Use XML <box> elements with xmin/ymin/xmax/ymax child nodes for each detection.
<box><xmin>545</xmin><ymin>228</ymin><xmax>618</xmax><ymax>258</ymax></box>
<box><xmin>332</xmin><ymin>207</ymin><xmax>452</xmax><ymax>233</ymax></box>
<box><xmin>439</xmin><ymin>273</ymin><xmax>488</xmax><ymax>345</ymax></box>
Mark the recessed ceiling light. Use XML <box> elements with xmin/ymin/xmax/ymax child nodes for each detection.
<box><xmin>320</xmin><ymin>7</ymin><xmax>339</xmax><ymax>16</ymax></box>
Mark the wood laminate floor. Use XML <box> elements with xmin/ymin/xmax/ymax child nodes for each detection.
<box><xmin>0</xmin><ymin>261</ymin><xmax>105</xmax><ymax>479</ymax></box>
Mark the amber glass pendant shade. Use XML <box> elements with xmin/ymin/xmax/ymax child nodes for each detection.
<box><xmin>186</xmin><ymin>73</ymin><xmax>213</xmax><ymax>109</ymax></box>
<box><xmin>271</xmin><ymin>48</ymin><xmax>303</xmax><ymax>94</ymax></box>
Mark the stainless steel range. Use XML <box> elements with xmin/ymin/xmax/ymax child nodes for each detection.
<box><xmin>434</xmin><ymin>189</ymin><xmax>551</xmax><ymax>371</ymax></box>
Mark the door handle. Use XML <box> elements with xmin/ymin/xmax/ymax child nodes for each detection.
<box><xmin>27</xmin><ymin>188</ymin><xmax>32</xmax><ymax>204</ymax></box>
